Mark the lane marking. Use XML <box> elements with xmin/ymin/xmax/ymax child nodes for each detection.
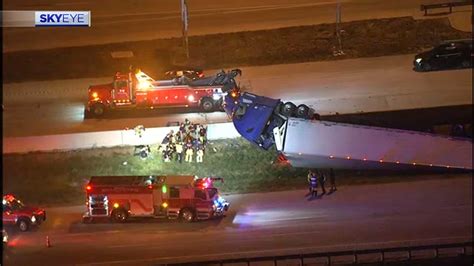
<box><xmin>107</xmin><ymin>230</ymin><xmax>322</xmax><ymax>249</ymax></box>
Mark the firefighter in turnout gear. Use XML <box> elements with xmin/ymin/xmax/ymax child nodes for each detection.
<box><xmin>196</xmin><ymin>148</ymin><xmax>204</xmax><ymax>163</ymax></box>
<box><xmin>185</xmin><ymin>142</ymin><xmax>194</xmax><ymax>162</ymax></box>
<box><xmin>175</xmin><ymin>141</ymin><xmax>184</xmax><ymax>163</ymax></box>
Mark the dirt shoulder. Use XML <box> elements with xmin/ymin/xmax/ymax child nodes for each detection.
<box><xmin>3</xmin><ymin>16</ymin><xmax>470</xmax><ymax>83</ymax></box>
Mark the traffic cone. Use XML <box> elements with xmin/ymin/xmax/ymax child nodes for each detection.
<box><xmin>46</xmin><ymin>236</ymin><xmax>51</xmax><ymax>247</ymax></box>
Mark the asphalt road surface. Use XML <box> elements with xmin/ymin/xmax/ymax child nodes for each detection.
<box><xmin>3</xmin><ymin>0</ymin><xmax>452</xmax><ymax>52</ymax></box>
<box><xmin>3</xmin><ymin>54</ymin><xmax>472</xmax><ymax>137</ymax></box>
<box><xmin>3</xmin><ymin>176</ymin><xmax>471</xmax><ymax>265</ymax></box>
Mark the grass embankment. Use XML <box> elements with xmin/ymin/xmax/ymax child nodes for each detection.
<box><xmin>3</xmin><ymin>138</ymin><xmax>469</xmax><ymax>206</ymax></box>
<box><xmin>3</xmin><ymin>17</ymin><xmax>470</xmax><ymax>83</ymax></box>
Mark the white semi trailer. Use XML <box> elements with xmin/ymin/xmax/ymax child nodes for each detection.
<box><xmin>273</xmin><ymin>118</ymin><xmax>472</xmax><ymax>170</ymax></box>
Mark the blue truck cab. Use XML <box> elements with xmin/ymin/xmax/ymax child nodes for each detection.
<box><xmin>223</xmin><ymin>91</ymin><xmax>282</xmax><ymax>150</ymax></box>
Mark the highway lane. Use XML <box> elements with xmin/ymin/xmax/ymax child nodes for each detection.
<box><xmin>3</xmin><ymin>176</ymin><xmax>471</xmax><ymax>265</ymax></box>
<box><xmin>2</xmin><ymin>0</ymin><xmax>460</xmax><ymax>52</ymax></box>
<box><xmin>3</xmin><ymin>54</ymin><xmax>472</xmax><ymax>137</ymax></box>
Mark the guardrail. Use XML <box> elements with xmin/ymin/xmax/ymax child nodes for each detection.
<box><xmin>2</xmin><ymin>122</ymin><xmax>239</xmax><ymax>154</ymax></box>
<box><xmin>420</xmin><ymin>1</ymin><xmax>472</xmax><ymax>16</ymax></box>
<box><xmin>162</xmin><ymin>241</ymin><xmax>473</xmax><ymax>266</ymax></box>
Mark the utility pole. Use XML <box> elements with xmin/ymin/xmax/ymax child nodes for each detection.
<box><xmin>181</xmin><ymin>0</ymin><xmax>189</xmax><ymax>59</ymax></box>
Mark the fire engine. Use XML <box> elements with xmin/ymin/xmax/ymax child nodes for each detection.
<box><xmin>82</xmin><ymin>175</ymin><xmax>230</xmax><ymax>223</ymax></box>
<box><xmin>85</xmin><ymin>68</ymin><xmax>241</xmax><ymax>118</ymax></box>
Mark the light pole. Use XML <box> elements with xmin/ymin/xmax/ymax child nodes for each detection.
<box><xmin>181</xmin><ymin>0</ymin><xmax>190</xmax><ymax>59</ymax></box>
<box><xmin>334</xmin><ymin>1</ymin><xmax>344</xmax><ymax>56</ymax></box>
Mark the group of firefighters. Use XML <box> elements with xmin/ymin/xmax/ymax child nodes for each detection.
<box><xmin>307</xmin><ymin>168</ymin><xmax>337</xmax><ymax>198</ymax></box>
<box><xmin>159</xmin><ymin>119</ymin><xmax>208</xmax><ymax>163</ymax></box>
<box><xmin>132</xmin><ymin>119</ymin><xmax>208</xmax><ymax>163</ymax></box>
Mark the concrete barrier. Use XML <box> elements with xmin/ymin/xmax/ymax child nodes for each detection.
<box><xmin>2</xmin><ymin>122</ymin><xmax>240</xmax><ymax>154</ymax></box>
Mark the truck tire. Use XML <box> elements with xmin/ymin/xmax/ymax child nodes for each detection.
<box><xmin>296</xmin><ymin>104</ymin><xmax>310</xmax><ymax>119</ymax></box>
<box><xmin>280</xmin><ymin>102</ymin><xmax>296</xmax><ymax>117</ymax></box>
<box><xmin>180</xmin><ymin>208</ymin><xmax>195</xmax><ymax>223</ymax></box>
<box><xmin>200</xmin><ymin>98</ymin><xmax>214</xmax><ymax>112</ymax></box>
<box><xmin>17</xmin><ymin>219</ymin><xmax>30</xmax><ymax>232</ymax></box>
<box><xmin>91</xmin><ymin>103</ymin><xmax>105</xmax><ymax>117</ymax></box>
<box><xmin>111</xmin><ymin>209</ymin><xmax>128</xmax><ymax>223</ymax></box>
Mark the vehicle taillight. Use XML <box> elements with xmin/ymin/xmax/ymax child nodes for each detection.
<box><xmin>198</xmin><ymin>73</ymin><xmax>204</xmax><ymax>78</ymax></box>
<box><xmin>86</xmin><ymin>185</ymin><xmax>92</xmax><ymax>191</ymax></box>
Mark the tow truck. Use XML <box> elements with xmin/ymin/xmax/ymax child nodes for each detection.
<box><xmin>85</xmin><ymin>69</ymin><xmax>241</xmax><ymax>118</ymax></box>
<box><xmin>3</xmin><ymin>194</ymin><xmax>46</xmax><ymax>232</ymax></box>
<box><xmin>220</xmin><ymin>70</ymin><xmax>472</xmax><ymax>170</ymax></box>
<box><xmin>82</xmin><ymin>175</ymin><xmax>230</xmax><ymax>223</ymax></box>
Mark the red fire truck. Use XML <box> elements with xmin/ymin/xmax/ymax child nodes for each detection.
<box><xmin>82</xmin><ymin>175</ymin><xmax>230</xmax><ymax>223</ymax></box>
<box><xmin>85</xmin><ymin>69</ymin><xmax>240</xmax><ymax>118</ymax></box>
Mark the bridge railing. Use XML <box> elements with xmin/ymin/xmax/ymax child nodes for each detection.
<box><xmin>161</xmin><ymin>241</ymin><xmax>472</xmax><ymax>266</ymax></box>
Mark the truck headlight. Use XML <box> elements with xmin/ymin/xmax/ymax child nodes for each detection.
<box><xmin>31</xmin><ymin>216</ymin><xmax>36</xmax><ymax>223</ymax></box>
<box><xmin>415</xmin><ymin>58</ymin><xmax>422</xmax><ymax>63</ymax></box>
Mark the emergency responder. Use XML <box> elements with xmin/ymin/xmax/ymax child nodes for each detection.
<box><xmin>329</xmin><ymin>168</ymin><xmax>337</xmax><ymax>192</ymax></box>
<box><xmin>169</xmin><ymin>130</ymin><xmax>176</xmax><ymax>144</ymax></box>
<box><xmin>163</xmin><ymin>145</ymin><xmax>171</xmax><ymax>162</ymax></box>
<box><xmin>134</xmin><ymin>145</ymin><xmax>151</xmax><ymax>160</ymax></box>
<box><xmin>159</xmin><ymin>143</ymin><xmax>168</xmax><ymax>162</ymax></box>
<box><xmin>185</xmin><ymin>141</ymin><xmax>194</xmax><ymax>162</ymax></box>
<box><xmin>175</xmin><ymin>141</ymin><xmax>184</xmax><ymax>163</ymax></box>
<box><xmin>134</xmin><ymin>125</ymin><xmax>145</xmax><ymax>138</ymax></box>
<box><xmin>307</xmin><ymin>170</ymin><xmax>318</xmax><ymax>198</ymax></box>
<box><xmin>179</xmin><ymin>123</ymin><xmax>187</xmax><ymax>137</ymax></box>
<box><xmin>196</xmin><ymin>147</ymin><xmax>204</xmax><ymax>163</ymax></box>
<box><xmin>199</xmin><ymin>125</ymin><xmax>208</xmax><ymax>145</ymax></box>
<box><xmin>318</xmin><ymin>169</ymin><xmax>327</xmax><ymax>194</ymax></box>
<box><xmin>184</xmin><ymin>118</ymin><xmax>191</xmax><ymax>126</ymax></box>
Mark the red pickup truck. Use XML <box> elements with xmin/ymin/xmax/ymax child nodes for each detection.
<box><xmin>3</xmin><ymin>194</ymin><xmax>46</xmax><ymax>232</ymax></box>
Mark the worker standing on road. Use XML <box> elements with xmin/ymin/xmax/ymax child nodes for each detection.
<box><xmin>308</xmin><ymin>170</ymin><xmax>318</xmax><ymax>198</ymax></box>
<box><xmin>318</xmin><ymin>169</ymin><xmax>327</xmax><ymax>195</ymax></box>
<box><xmin>329</xmin><ymin>168</ymin><xmax>337</xmax><ymax>192</ymax></box>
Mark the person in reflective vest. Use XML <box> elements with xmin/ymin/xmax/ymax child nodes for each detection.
<box><xmin>307</xmin><ymin>170</ymin><xmax>318</xmax><ymax>198</ymax></box>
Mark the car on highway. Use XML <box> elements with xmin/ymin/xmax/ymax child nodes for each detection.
<box><xmin>414</xmin><ymin>40</ymin><xmax>473</xmax><ymax>71</ymax></box>
<box><xmin>164</xmin><ymin>68</ymin><xmax>204</xmax><ymax>80</ymax></box>
<box><xmin>3</xmin><ymin>194</ymin><xmax>46</xmax><ymax>232</ymax></box>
